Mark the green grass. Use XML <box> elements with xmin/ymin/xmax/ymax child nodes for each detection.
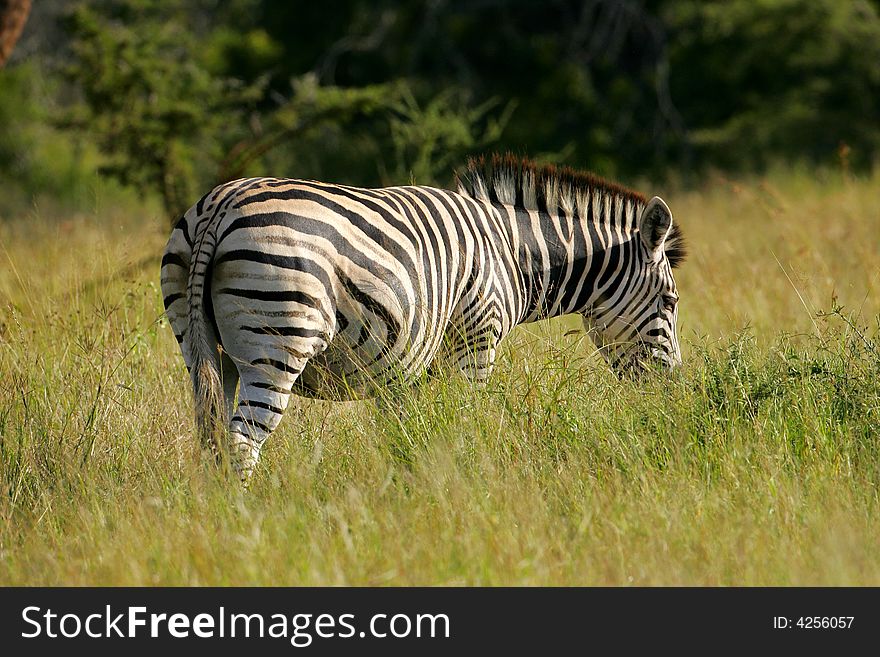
<box><xmin>1</xmin><ymin>169</ymin><xmax>879</xmax><ymax>585</ymax></box>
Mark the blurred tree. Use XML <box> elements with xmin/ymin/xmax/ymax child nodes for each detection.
<box><xmin>0</xmin><ymin>0</ymin><xmax>30</xmax><ymax>67</ymax></box>
<box><xmin>61</xmin><ymin>0</ymin><xmax>513</xmax><ymax>220</ymax></box>
<box><xmin>236</xmin><ymin>0</ymin><xmax>880</xmax><ymax>174</ymax></box>
<box><xmin>217</xmin><ymin>73</ymin><xmax>399</xmax><ymax>182</ymax></box>
<box><xmin>211</xmin><ymin>1</ymin><xmax>692</xmax><ymax>176</ymax></box>
<box><xmin>62</xmin><ymin>1</ymin><xmax>268</xmax><ymax>219</ymax></box>
<box><xmin>5</xmin><ymin>0</ymin><xmax>880</xmax><ymax>214</ymax></box>
<box><xmin>666</xmin><ymin>0</ymin><xmax>880</xmax><ymax>170</ymax></box>
<box><xmin>386</xmin><ymin>87</ymin><xmax>514</xmax><ymax>184</ymax></box>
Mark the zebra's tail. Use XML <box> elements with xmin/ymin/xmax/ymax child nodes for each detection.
<box><xmin>192</xmin><ymin>349</ymin><xmax>225</xmax><ymax>459</ymax></box>
<box><xmin>187</xmin><ymin>216</ymin><xmax>227</xmax><ymax>459</ymax></box>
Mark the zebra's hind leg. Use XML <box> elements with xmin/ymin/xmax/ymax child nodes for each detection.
<box><xmin>224</xmin><ymin>327</ymin><xmax>333</xmax><ymax>483</ymax></box>
<box><xmin>226</xmin><ymin>358</ymin><xmax>305</xmax><ymax>483</ymax></box>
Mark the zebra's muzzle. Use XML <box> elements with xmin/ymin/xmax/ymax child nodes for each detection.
<box><xmin>611</xmin><ymin>345</ymin><xmax>678</xmax><ymax>379</ymax></box>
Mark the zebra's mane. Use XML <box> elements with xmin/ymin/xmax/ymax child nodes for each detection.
<box><xmin>456</xmin><ymin>152</ymin><xmax>686</xmax><ymax>268</ymax></box>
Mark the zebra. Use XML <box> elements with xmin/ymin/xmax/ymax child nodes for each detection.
<box><xmin>161</xmin><ymin>153</ymin><xmax>685</xmax><ymax>480</ymax></box>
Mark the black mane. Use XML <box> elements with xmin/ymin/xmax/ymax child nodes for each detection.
<box><xmin>456</xmin><ymin>152</ymin><xmax>686</xmax><ymax>268</ymax></box>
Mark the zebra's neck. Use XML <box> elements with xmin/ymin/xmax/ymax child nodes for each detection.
<box><xmin>456</xmin><ymin>154</ymin><xmax>648</xmax><ymax>327</ymax></box>
<box><xmin>490</xmin><ymin>191</ymin><xmax>644</xmax><ymax>325</ymax></box>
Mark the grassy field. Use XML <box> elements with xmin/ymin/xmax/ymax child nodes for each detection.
<box><xmin>1</xmin><ymin>169</ymin><xmax>878</xmax><ymax>585</ymax></box>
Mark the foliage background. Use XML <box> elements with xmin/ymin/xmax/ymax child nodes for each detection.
<box><xmin>3</xmin><ymin>0</ymin><xmax>880</xmax><ymax>217</ymax></box>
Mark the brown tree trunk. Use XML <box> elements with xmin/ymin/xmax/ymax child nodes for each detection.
<box><xmin>0</xmin><ymin>0</ymin><xmax>31</xmax><ymax>68</ymax></box>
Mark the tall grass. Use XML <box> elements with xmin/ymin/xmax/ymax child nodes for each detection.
<box><xmin>0</xmin><ymin>169</ymin><xmax>878</xmax><ymax>585</ymax></box>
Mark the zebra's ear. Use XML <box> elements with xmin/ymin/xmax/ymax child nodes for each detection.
<box><xmin>639</xmin><ymin>196</ymin><xmax>673</xmax><ymax>259</ymax></box>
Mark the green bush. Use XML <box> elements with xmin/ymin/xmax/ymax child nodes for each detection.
<box><xmin>0</xmin><ymin>63</ymin><xmax>99</xmax><ymax>215</ymax></box>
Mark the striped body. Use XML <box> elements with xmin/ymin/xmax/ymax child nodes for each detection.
<box><xmin>162</xmin><ymin>157</ymin><xmax>684</xmax><ymax>479</ymax></box>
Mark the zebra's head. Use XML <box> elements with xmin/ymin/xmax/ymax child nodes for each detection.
<box><xmin>585</xmin><ymin>196</ymin><xmax>685</xmax><ymax>375</ymax></box>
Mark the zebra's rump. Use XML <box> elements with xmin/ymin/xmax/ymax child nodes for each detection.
<box><xmin>200</xmin><ymin>179</ymin><xmax>475</xmax><ymax>400</ymax></box>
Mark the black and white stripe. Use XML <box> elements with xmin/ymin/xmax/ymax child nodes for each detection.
<box><xmin>161</xmin><ymin>154</ymin><xmax>685</xmax><ymax>479</ymax></box>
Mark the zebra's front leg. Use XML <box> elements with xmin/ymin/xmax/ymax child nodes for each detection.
<box><xmin>372</xmin><ymin>374</ymin><xmax>428</xmax><ymax>427</ymax></box>
<box><xmin>449</xmin><ymin>292</ymin><xmax>502</xmax><ymax>389</ymax></box>
<box><xmin>457</xmin><ymin>329</ymin><xmax>500</xmax><ymax>389</ymax></box>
